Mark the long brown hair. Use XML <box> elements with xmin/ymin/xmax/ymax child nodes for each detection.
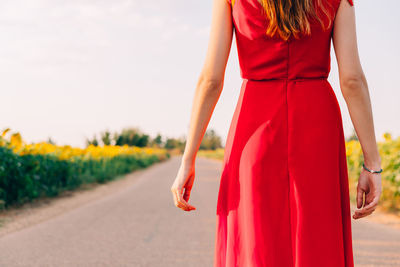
<box><xmin>256</xmin><ymin>0</ymin><xmax>335</xmax><ymax>41</ymax></box>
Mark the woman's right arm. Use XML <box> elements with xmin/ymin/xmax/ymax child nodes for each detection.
<box><xmin>332</xmin><ymin>0</ymin><xmax>382</xmax><ymax>220</ymax></box>
<box><xmin>170</xmin><ymin>0</ymin><xmax>234</xmax><ymax>211</ymax></box>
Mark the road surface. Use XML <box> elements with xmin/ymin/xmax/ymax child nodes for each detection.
<box><xmin>0</xmin><ymin>156</ymin><xmax>399</xmax><ymax>266</ymax></box>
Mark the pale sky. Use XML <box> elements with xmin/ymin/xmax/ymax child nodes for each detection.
<box><xmin>0</xmin><ymin>0</ymin><xmax>399</xmax><ymax>147</ymax></box>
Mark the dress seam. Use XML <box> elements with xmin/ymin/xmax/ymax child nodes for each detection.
<box><xmin>286</xmin><ymin>39</ymin><xmax>295</xmax><ymax>267</ymax></box>
<box><xmin>244</xmin><ymin>77</ymin><xmax>328</xmax><ymax>82</ymax></box>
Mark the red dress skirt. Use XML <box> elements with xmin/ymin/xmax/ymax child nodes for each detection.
<box><xmin>214</xmin><ymin>0</ymin><xmax>355</xmax><ymax>266</ymax></box>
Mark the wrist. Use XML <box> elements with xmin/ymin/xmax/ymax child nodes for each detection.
<box><xmin>363</xmin><ymin>158</ymin><xmax>382</xmax><ymax>171</ymax></box>
<box><xmin>362</xmin><ymin>162</ymin><xmax>383</xmax><ymax>174</ymax></box>
<box><xmin>181</xmin><ymin>154</ymin><xmax>196</xmax><ymax>166</ymax></box>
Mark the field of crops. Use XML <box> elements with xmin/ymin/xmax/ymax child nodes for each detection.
<box><xmin>0</xmin><ymin>130</ymin><xmax>169</xmax><ymax>209</ymax></box>
<box><xmin>197</xmin><ymin>148</ymin><xmax>225</xmax><ymax>161</ymax></box>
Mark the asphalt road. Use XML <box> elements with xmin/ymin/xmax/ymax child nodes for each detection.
<box><xmin>0</xmin><ymin>156</ymin><xmax>399</xmax><ymax>267</ymax></box>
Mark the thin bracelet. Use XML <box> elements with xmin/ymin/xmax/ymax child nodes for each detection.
<box><xmin>362</xmin><ymin>163</ymin><xmax>383</xmax><ymax>174</ymax></box>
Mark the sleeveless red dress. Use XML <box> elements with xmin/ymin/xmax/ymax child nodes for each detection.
<box><xmin>214</xmin><ymin>0</ymin><xmax>355</xmax><ymax>266</ymax></box>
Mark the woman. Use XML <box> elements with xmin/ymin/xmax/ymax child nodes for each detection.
<box><xmin>170</xmin><ymin>0</ymin><xmax>382</xmax><ymax>266</ymax></box>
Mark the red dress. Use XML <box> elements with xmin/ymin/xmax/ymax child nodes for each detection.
<box><xmin>214</xmin><ymin>0</ymin><xmax>355</xmax><ymax>266</ymax></box>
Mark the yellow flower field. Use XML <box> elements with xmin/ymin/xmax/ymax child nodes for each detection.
<box><xmin>1</xmin><ymin>129</ymin><xmax>168</xmax><ymax>161</ymax></box>
<box><xmin>0</xmin><ymin>129</ymin><xmax>169</xmax><ymax>208</ymax></box>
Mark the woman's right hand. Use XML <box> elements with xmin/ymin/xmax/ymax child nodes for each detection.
<box><xmin>352</xmin><ymin>165</ymin><xmax>382</xmax><ymax>220</ymax></box>
<box><xmin>170</xmin><ymin>160</ymin><xmax>197</xmax><ymax>212</ymax></box>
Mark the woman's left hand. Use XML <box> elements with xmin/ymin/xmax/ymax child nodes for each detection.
<box><xmin>170</xmin><ymin>160</ymin><xmax>197</xmax><ymax>212</ymax></box>
<box><xmin>352</xmin><ymin>166</ymin><xmax>382</xmax><ymax>220</ymax></box>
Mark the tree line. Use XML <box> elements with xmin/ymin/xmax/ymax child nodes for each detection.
<box><xmin>86</xmin><ymin>127</ymin><xmax>223</xmax><ymax>151</ymax></box>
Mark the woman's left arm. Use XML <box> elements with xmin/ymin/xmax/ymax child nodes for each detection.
<box><xmin>170</xmin><ymin>0</ymin><xmax>234</xmax><ymax>212</ymax></box>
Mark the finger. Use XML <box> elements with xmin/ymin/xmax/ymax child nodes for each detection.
<box><xmin>363</xmin><ymin>200</ymin><xmax>378</xmax><ymax>212</ymax></box>
<box><xmin>354</xmin><ymin>204</ymin><xmax>377</xmax><ymax>218</ymax></box>
<box><xmin>171</xmin><ymin>186</ymin><xmax>195</xmax><ymax>211</ymax></box>
<box><xmin>178</xmin><ymin>192</ymin><xmax>195</xmax><ymax>210</ymax></box>
<box><xmin>171</xmin><ymin>188</ymin><xmax>185</xmax><ymax>209</ymax></box>
<box><xmin>356</xmin><ymin>187</ymin><xmax>364</xmax><ymax>209</ymax></box>
<box><xmin>177</xmin><ymin>202</ymin><xmax>187</xmax><ymax>210</ymax></box>
<box><xmin>354</xmin><ymin>202</ymin><xmax>376</xmax><ymax>214</ymax></box>
<box><xmin>183</xmin><ymin>187</ymin><xmax>192</xmax><ymax>202</ymax></box>
<box><xmin>171</xmin><ymin>188</ymin><xmax>179</xmax><ymax>206</ymax></box>
<box><xmin>172</xmin><ymin>193</ymin><xmax>180</xmax><ymax>208</ymax></box>
<box><xmin>354</xmin><ymin>207</ymin><xmax>375</xmax><ymax>218</ymax></box>
<box><xmin>172</xmin><ymin>189</ymin><xmax>187</xmax><ymax>210</ymax></box>
<box><xmin>171</xmin><ymin>187</ymin><xmax>177</xmax><ymax>201</ymax></box>
<box><xmin>354</xmin><ymin>209</ymin><xmax>374</xmax><ymax>219</ymax></box>
<box><xmin>353</xmin><ymin>209</ymin><xmax>367</xmax><ymax>219</ymax></box>
<box><xmin>175</xmin><ymin>197</ymin><xmax>188</xmax><ymax>211</ymax></box>
<box><xmin>359</xmin><ymin>195</ymin><xmax>379</xmax><ymax>213</ymax></box>
<box><xmin>174</xmin><ymin>189</ymin><xmax>195</xmax><ymax>211</ymax></box>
